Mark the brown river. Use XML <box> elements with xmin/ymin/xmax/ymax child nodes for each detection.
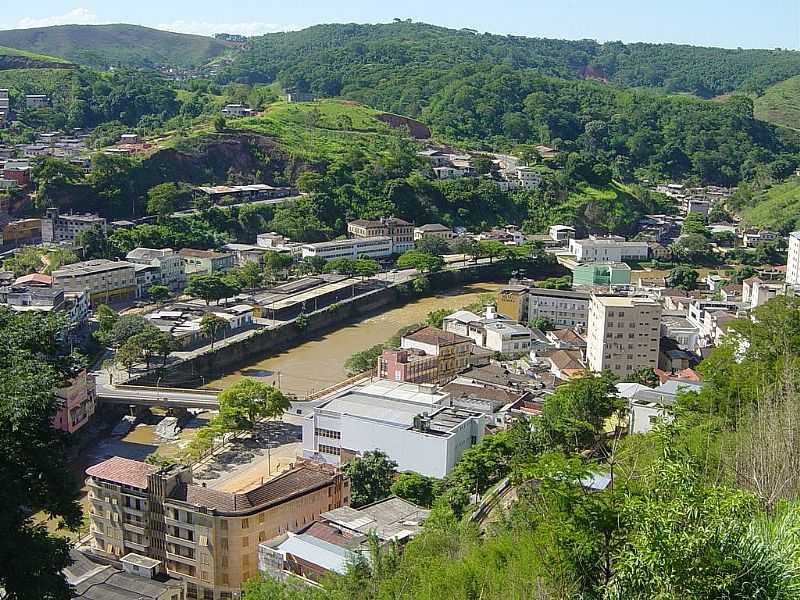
<box><xmin>203</xmin><ymin>282</ymin><xmax>503</xmax><ymax>397</ymax></box>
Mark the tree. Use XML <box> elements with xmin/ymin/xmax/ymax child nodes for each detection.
<box><xmin>218</xmin><ymin>378</ymin><xmax>290</xmax><ymax>431</ymax></box>
<box><xmin>76</xmin><ymin>225</ymin><xmax>113</xmax><ymax>260</ymax></box>
<box><xmin>532</xmin><ymin>317</ymin><xmax>555</xmax><ymax>331</ymax></box>
<box><xmin>391</xmin><ymin>472</ymin><xmax>441</xmax><ymax>508</ymax></box>
<box><xmin>396</xmin><ymin>250</ymin><xmax>444</xmax><ymax>274</ymax></box>
<box><xmin>146</xmin><ymin>182</ymin><xmax>190</xmax><ymax>222</ymax></box>
<box><xmin>452</xmin><ymin>237</ymin><xmax>480</xmax><ymax>262</ymax></box>
<box><xmin>115</xmin><ymin>338</ymin><xmax>141</xmax><ymax>373</ymax></box>
<box><xmin>103</xmin><ymin>315</ymin><xmax>149</xmax><ymax>347</ymax></box>
<box><xmin>343</xmin><ymin>450</ymin><xmax>398</xmax><ymax>508</ymax></box>
<box><xmin>681</xmin><ymin>212</ymin><xmax>710</xmax><ymax>237</ymax></box>
<box><xmin>478</xmin><ymin>240</ymin><xmax>507</xmax><ymax>263</ymax></box>
<box><xmin>325</xmin><ymin>258</ymin><xmax>358</xmax><ymax>276</ymax></box>
<box><xmin>537</xmin><ymin>374</ymin><xmax>623</xmax><ymax>452</ymax></box>
<box><xmin>146</xmin><ymin>284</ymin><xmax>170</xmax><ymax>305</ymax></box>
<box><xmin>632</xmin><ymin>367</ymin><xmax>659</xmax><ymax>387</ymax></box>
<box><xmin>666</xmin><ymin>266</ymin><xmax>699</xmax><ymax>290</ymax></box>
<box><xmin>95</xmin><ymin>304</ymin><xmax>119</xmax><ymax>334</ymax></box>
<box><xmin>263</xmin><ymin>251</ymin><xmax>294</xmax><ymax>281</ymax></box>
<box><xmin>128</xmin><ymin>326</ymin><xmax>165</xmax><ymax>370</ymax></box>
<box><xmin>184</xmin><ymin>274</ymin><xmax>234</xmax><ymax>305</ymax></box>
<box><xmin>214</xmin><ymin>114</ymin><xmax>227</xmax><ymax>132</ymax></box>
<box><xmin>200</xmin><ymin>313</ymin><xmax>227</xmax><ymax>349</ymax></box>
<box><xmin>230</xmin><ymin>261</ymin><xmax>264</xmax><ymax>291</ymax></box>
<box><xmin>672</xmin><ymin>233</ymin><xmax>712</xmax><ymax>263</ymax></box>
<box><xmin>353</xmin><ymin>258</ymin><xmax>380</xmax><ymax>279</ymax></box>
<box><xmin>415</xmin><ymin>236</ymin><xmax>450</xmax><ymax>256</ymax></box>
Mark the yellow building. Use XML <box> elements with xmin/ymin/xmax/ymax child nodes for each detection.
<box><xmin>87</xmin><ymin>457</ymin><xmax>348</xmax><ymax>600</ymax></box>
<box><xmin>496</xmin><ymin>285</ymin><xmax>529</xmax><ymax>321</ymax></box>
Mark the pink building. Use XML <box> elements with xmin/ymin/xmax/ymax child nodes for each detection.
<box><xmin>52</xmin><ymin>370</ymin><xmax>96</xmax><ymax>434</ymax></box>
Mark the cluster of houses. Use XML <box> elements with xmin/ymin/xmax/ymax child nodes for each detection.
<box><xmin>416</xmin><ymin>146</ymin><xmax>556</xmax><ymax>191</ymax></box>
<box><xmin>0</xmin><ymin>88</ymin><xmax>52</xmax><ymax>127</ymax></box>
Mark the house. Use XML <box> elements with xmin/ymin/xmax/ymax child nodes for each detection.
<box><xmin>146</xmin><ymin>303</ymin><xmax>254</xmax><ymax>348</ymax></box>
<box><xmin>617</xmin><ymin>379</ymin><xmax>702</xmax><ymax>434</ymax></box>
<box><xmin>301</xmin><ymin>380</ymin><xmax>485</xmax><ymax>478</ymax></box>
<box><xmin>742</xmin><ymin>229</ymin><xmax>779</xmax><ymax>248</ymax></box>
<box><xmin>52</xmin><ymin>369</ymin><xmax>96</xmax><ymax>434</ymax></box>
<box><xmin>549</xmin><ymin>225</ymin><xmax>575</xmax><ymax>242</ymax></box>
<box><xmin>443</xmin><ymin>305</ymin><xmax>536</xmax><ymax>355</ymax></box>
<box><xmin>126</xmin><ymin>248</ymin><xmax>186</xmax><ymax>290</ymax></box>
<box><xmin>221</xmin><ymin>104</ymin><xmax>253</xmax><ymax>117</ymax></box>
<box><xmin>1</xmin><ymin>218</ymin><xmax>41</xmax><ymax>247</ymax></box>
<box><xmin>546</xmin><ymin>328</ymin><xmax>587</xmax><ymax>350</ymax></box>
<box><xmin>258</xmin><ymin>497</ymin><xmax>428</xmax><ymax>585</ymax></box>
<box><xmin>787</xmin><ymin>231</ymin><xmax>800</xmax><ymax>286</ymax></box>
<box><xmin>660</xmin><ymin>313</ymin><xmax>700</xmax><ymax>352</ymax></box>
<box><xmin>178</xmin><ymin>248</ymin><xmax>235</xmax><ymax>275</ymax></box>
<box><xmin>659</xmin><ymin>338</ymin><xmax>695</xmax><ymax>372</ymax></box>
<box><xmin>0</xmin><ymin>283</ymin><xmax>64</xmax><ymax>312</ymax></box>
<box><xmin>742</xmin><ymin>276</ymin><xmax>783</xmax><ymax>309</ymax></box>
<box><xmin>400</xmin><ymin>326</ymin><xmax>472</xmax><ymax>381</ymax></box>
<box><xmin>285</xmin><ymin>91</ymin><xmax>315</xmax><ymax>103</ymax></box>
<box><xmin>414</xmin><ymin>223</ymin><xmax>455</xmax><ymax>241</ymax></box>
<box><xmin>193</xmin><ymin>184</ymin><xmax>292</xmax><ymax>205</ymax></box>
<box><xmin>223</xmin><ymin>243</ymin><xmax>270</xmax><ymax>266</ymax></box>
<box><xmin>86</xmin><ymin>457</ymin><xmax>346</xmax><ymax>599</ymax></box>
<box><xmin>648</xmin><ymin>241</ymin><xmax>673</xmax><ymax>261</ymax></box>
<box><xmin>546</xmin><ymin>348</ymin><xmax>587</xmax><ymax>381</ymax></box>
<box><xmin>377</xmin><ymin>348</ymin><xmax>441</xmax><ymax>384</ymax></box>
<box><xmin>25</xmin><ymin>94</ymin><xmax>50</xmax><ymax>109</ymax></box>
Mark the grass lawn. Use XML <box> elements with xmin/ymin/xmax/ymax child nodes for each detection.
<box><xmin>742</xmin><ymin>176</ymin><xmax>800</xmax><ymax>231</ymax></box>
<box><xmin>754</xmin><ymin>75</ymin><xmax>800</xmax><ymax>131</ymax></box>
<box><xmin>0</xmin><ymin>45</ymin><xmax>71</xmax><ymax>64</ymax></box>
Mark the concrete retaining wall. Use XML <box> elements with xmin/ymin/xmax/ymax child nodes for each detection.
<box><xmin>129</xmin><ymin>263</ymin><xmax>505</xmax><ymax>389</ymax></box>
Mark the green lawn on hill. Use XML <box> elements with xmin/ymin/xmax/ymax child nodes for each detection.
<box><xmin>0</xmin><ymin>45</ymin><xmax>71</xmax><ymax>65</ymax></box>
<box><xmin>231</xmin><ymin>99</ymin><xmax>405</xmax><ymax>160</ymax></box>
<box><xmin>754</xmin><ymin>75</ymin><xmax>800</xmax><ymax>130</ymax></box>
<box><xmin>742</xmin><ymin>176</ymin><xmax>800</xmax><ymax>232</ymax></box>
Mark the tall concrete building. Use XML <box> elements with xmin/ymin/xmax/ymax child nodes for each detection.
<box><xmin>586</xmin><ymin>295</ymin><xmax>661</xmax><ymax>377</ymax></box>
<box><xmin>787</xmin><ymin>232</ymin><xmax>800</xmax><ymax>287</ymax></box>
<box><xmin>86</xmin><ymin>457</ymin><xmax>347</xmax><ymax>600</ymax></box>
<box><xmin>347</xmin><ymin>217</ymin><xmax>414</xmax><ymax>254</ymax></box>
<box><xmin>41</xmin><ymin>208</ymin><xmax>106</xmax><ymax>243</ymax></box>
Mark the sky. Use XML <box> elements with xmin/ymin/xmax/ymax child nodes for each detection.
<box><xmin>1</xmin><ymin>1</ymin><xmax>799</xmax><ymax>49</ymax></box>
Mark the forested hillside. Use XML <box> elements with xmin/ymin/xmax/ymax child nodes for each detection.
<box><xmin>0</xmin><ymin>24</ymin><xmax>232</xmax><ymax>68</ymax></box>
<box><xmin>225</xmin><ymin>21</ymin><xmax>800</xmax><ymax>102</ymax></box>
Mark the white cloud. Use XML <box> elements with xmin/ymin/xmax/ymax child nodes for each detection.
<box><xmin>156</xmin><ymin>20</ymin><xmax>300</xmax><ymax>37</ymax></box>
<box><xmin>16</xmin><ymin>7</ymin><xmax>102</xmax><ymax>29</ymax></box>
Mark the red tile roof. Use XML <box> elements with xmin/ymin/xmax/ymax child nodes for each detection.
<box><xmin>86</xmin><ymin>457</ymin><xmax>158</xmax><ymax>489</ymax></box>
<box><xmin>402</xmin><ymin>326</ymin><xmax>471</xmax><ymax>347</ymax></box>
<box><xmin>14</xmin><ymin>273</ymin><xmax>53</xmax><ymax>286</ymax></box>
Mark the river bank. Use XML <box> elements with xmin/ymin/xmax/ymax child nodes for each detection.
<box><xmin>203</xmin><ymin>282</ymin><xmax>504</xmax><ymax>396</ymax></box>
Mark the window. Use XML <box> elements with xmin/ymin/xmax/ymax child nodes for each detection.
<box><xmin>258</xmin><ymin>512</ymin><xmax>265</xmax><ymax>524</ymax></box>
<box><xmin>318</xmin><ymin>444</ymin><xmax>341</xmax><ymax>456</ymax></box>
<box><xmin>242</xmin><ymin>536</ymin><xmax>249</xmax><ymax>547</ymax></box>
<box><xmin>241</xmin><ymin>518</ymin><xmax>249</xmax><ymax>529</ymax></box>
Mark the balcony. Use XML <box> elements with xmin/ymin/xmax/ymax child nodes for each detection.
<box><xmin>166</xmin><ymin>533</ymin><xmax>196</xmax><ymax>547</ymax></box>
<box><xmin>122</xmin><ymin>520</ymin><xmax>146</xmax><ymax>534</ymax></box>
<box><xmin>123</xmin><ymin>538</ymin><xmax>149</xmax><ymax>552</ymax></box>
<box><xmin>166</xmin><ymin>550</ymin><xmax>197</xmax><ymax>566</ymax></box>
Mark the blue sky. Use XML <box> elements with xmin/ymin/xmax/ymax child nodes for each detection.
<box><xmin>1</xmin><ymin>1</ymin><xmax>799</xmax><ymax>49</ymax></box>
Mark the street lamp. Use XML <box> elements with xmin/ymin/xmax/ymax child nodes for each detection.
<box><xmin>156</xmin><ymin>376</ymin><xmax>162</xmax><ymax>403</ymax></box>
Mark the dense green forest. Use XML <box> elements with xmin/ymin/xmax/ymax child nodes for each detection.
<box><xmin>225</xmin><ymin>22</ymin><xmax>800</xmax><ymax>101</ymax></box>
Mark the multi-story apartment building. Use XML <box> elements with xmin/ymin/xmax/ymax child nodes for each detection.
<box><xmin>86</xmin><ymin>457</ymin><xmax>347</xmax><ymax>600</ymax></box>
<box><xmin>0</xmin><ymin>88</ymin><xmax>9</xmax><ymax>124</ymax></box>
<box><xmin>127</xmin><ymin>248</ymin><xmax>186</xmax><ymax>290</ymax></box>
<box><xmin>527</xmin><ymin>288</ymin><xmax>590</xmax><ymax>328</ymax></box>
<box><xmin>178</xmin><ymin>249</ymin><xmax>235</xmax><ymax>276</ymax></box>
<box><xmin>52</xmin><ymin>259</ymin><xmax>137</xmax><ymax>305</ymax></box>
<box><xmin>787</xmin><ymin>232</ymin><xmax>800</xmax><ymax>287</ymax></box>
<box><xmin>52</xmin><ymin>369</ymin><xmax>96</xmax><ymax>434</ymax></box>
<box><xmin>347</xmin><ymin>217</ymin><xmax>414</xmax><ymax>254</ymax></box>
<box><xmin>585</xmin><ymin>295</ymin><xmax>661</xmax><ymax>377</ymax></box>
<box><xmin>1</xmin><ymin>218</ymin><xmax>41</xmax><ymax>247</ymax></box>
<box><xmin>300</xmin><ymin>236</ymin><xmax>393</xmax><ymax>260</ymax></box>
<box><xmin>41</xmin><ymin>208</ymin><xmax>106</xmax><ymax>243</ymax></box>
<box><xmin>400</xmin><ymin>326</ymin><xmax>472</xmax><ymax>381</ymax></box>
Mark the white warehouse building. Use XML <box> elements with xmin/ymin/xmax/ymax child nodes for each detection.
<box><xmin>568</xmin><ymin>237</ymin><xmax>649</xmax><ymax>263</ymax></box>
<box><xmin>302</xmin><ymin>380</ymin><xmax>485</xmax><ymax>478</ymax></box>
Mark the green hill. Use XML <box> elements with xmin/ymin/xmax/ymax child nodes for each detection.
<box><xmin>754</xmin><ymin>75</ymin><xmax>800</xmax><ymax>130</ymax></box>
<box><xmin>742</xmin><ymin>177</ymin><xmax>800</xmax><ymax>232</ymax></box>
<box><xmin>226</xmin><ymin>21</ymin><xmax>800</xmax><ymax>104</ymax></box>
<box><xmin>0</xmin><ymin>24</ymin><xmax>232</xmax><ymax>68</ymax></box>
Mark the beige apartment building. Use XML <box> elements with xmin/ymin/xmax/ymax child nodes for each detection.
<box><xmin>86</xmin><ymin>457</ymin><xmax>348</xmax><ymax>600</ymax></box>
<box><xmin>586</xmin><ymin>294</ymin><xmax>661</xmax><ymax>377</ymax></box>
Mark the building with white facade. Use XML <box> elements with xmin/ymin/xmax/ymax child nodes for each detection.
<box><xmin>527</xmin><ymin>288</ymin><xmax>590</xmax><ymax>328</ymax></box>
<box><xmin>549</xmin><ymin>225</ymin><xmax>575</xmax><ymax>242</ymax></box>
<box><xmin>568</xmin><ymin>237</ymin><xmax>649</xmax><ymax>263</ymax></box>
<box><xmin>302</xmin><ymin>380</ymin><xmax>485</xmax><ymax>478</ymax></box>
<box><xmin>787</xmin><ymin>232</ymin><xmax>800</xmax><ymax>287</ymax></box>
<box><xmin>347</xmin><ymin>218</ymin><xmax>414</xmax><ymax>254</ymax></box>
<box><xmin>586</xmin><ymin>295</ymin><xmax>661</xmax><ymax>377</ymax></box>
<box><xmin>414</xmin><ymin>223</ymin><xmax>454</xmax><ymax>241</ymax></box>
<box><xmin>443</xmin><ymin>305</ymin><xmax>535</xmax><ymax>354</ymax></box>
<box><xmin>126</xmin><ymin>247</ymin><xmax>185</xmax><ymax>290</ymax></box>
<box><xmin>301</xmin><ymin>236</ymin><xmax>393</xmax><ymax>260</ymax></box>
<box><xmin>41</xmin><ymin>208</ymin><xmax>106</xmax><ymax>244</ymax></box>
